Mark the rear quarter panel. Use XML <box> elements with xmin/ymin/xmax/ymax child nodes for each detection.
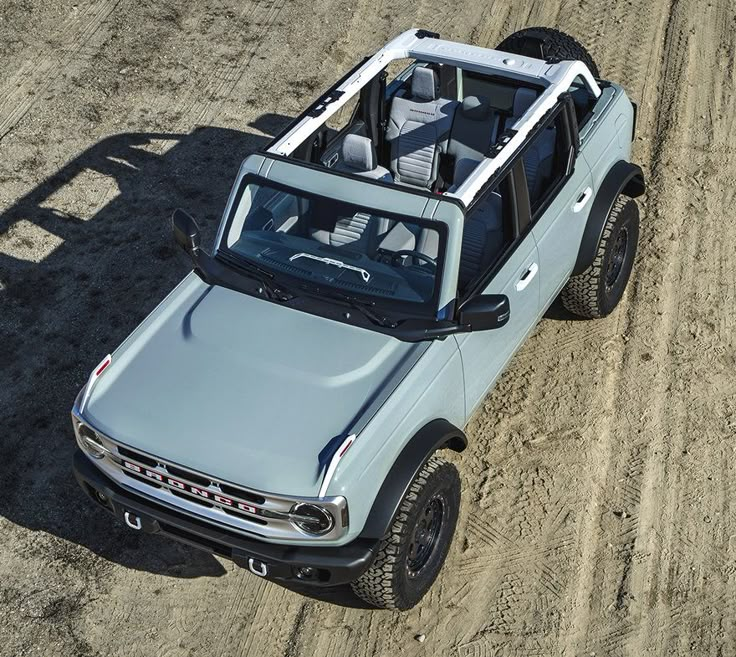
<box><xmin>580</xmin><ymin>82</ymin><xmax>636</xmax><ymax>187</ymax></box>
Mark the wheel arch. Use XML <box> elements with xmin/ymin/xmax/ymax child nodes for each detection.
<box><xmin>358</xmin><ymin>419</ymin><xmax>466</xmax><ymax>541</ymax></box>
<box><xmin>573</xmin><ymin>160</ymin><xmax>645</xmax><ymax>275</ymax></box>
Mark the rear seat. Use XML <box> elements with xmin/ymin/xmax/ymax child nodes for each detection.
<box><xmin>311</xmin><ymin>135</ymin><xmax>391</xmax><ymax>251</ymax></box>
<box><xmin>386</xmin><ymin>67</ymin><xmax>457</xmax><ymax>189</ymax></box>
<box><xmin>508</xmin><ymin>87</ymin><xmax>557</xmax><ymax>206</ymax></box>
<box><xmin>388</xmin><ymin>95</ymin><xmax>504</xmax><ymax>265</ymax></box>
<box><xmin>404</xmin><ymin>96</ymin><xmax>503</xmax><ymax>267</ymax></box>
<box><xmin>446</xmin><ymin>95</ymin><xmax>499</xmax><ymax>188</ymax></box>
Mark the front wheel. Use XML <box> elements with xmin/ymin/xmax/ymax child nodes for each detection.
<box><xmin>561</xmin><ymin>196</ymin><xmax>640</xmax><ymax>318</ymax></box>
<box><xmin>351</xmin><ymin>455</ymin><xmax>460</xmax><ymax>610</ymax></box>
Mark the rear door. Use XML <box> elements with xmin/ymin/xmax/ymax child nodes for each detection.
<box><xmin>454</xmin><ymin>163</ymin><xmax>541</xmax><ymax>418</ymax></box>
<box><xmin>523</xmin><ymin>99</ymin><xmax>593</xmax><ymax>308</ymax></box>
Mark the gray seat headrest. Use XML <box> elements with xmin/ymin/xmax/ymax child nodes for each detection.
<box><xmin>460</xmin><ymin>95</ymin><xmax>492</xmax><ymax>120</ymax></box>
<box><xmin>411</xmin><ymin>67</ymin><xmax>438</xmax><ymax>101</ymax></box>
<box><xmin>512</xmin><ymin>87</ymin><xmax>537</xmax><ymax>118</ymax></box>
<box><xmin>341</xmin><ymin>134</ymin><xmax>377</xmax><ymax>172</ymax></box>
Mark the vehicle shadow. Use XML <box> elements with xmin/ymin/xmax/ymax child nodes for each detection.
<box><xmin>279</xmin><ymin>581</ymin><xmax>374</xmax><ymax>609</ymax></box>
<box><xmin>543</xmin><ymin>296</ymin><xmax>589</xmax><ymax>321</ymax></box>
<box><xmin>0</xmin><ymin>119</ymin><xmax>288</xmax><ymax>579</ymax></box>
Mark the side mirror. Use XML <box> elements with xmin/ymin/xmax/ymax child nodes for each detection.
<box><xmin>458</xmin><ymin>294</ymin><xmax>510</xmax><ymax>331</ymax></box>
<box><xmin>172</xmin><ymin>209</ymin><xmax>201</xmax><ymax>256</ymax></box>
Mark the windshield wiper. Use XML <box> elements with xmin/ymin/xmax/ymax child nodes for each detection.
<box><xmin>299</xmin><ymin>284</ymin><xmax>397</xmax><ymax>329</ymax></box>
<box><xmin>289</xmin><ymin>252</ymin><xmax>372</xmax><ymax>283</ymax></box>
<box><xmin>216</xmin><ymin>251</ymin><xmax>294</xmax><ymax>302</ymax></box>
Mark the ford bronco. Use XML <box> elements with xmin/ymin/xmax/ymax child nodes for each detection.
<box><xmin>72</xmin><ymin>27</ymin><xmax>644</xmax><ymax>609</ymax></box>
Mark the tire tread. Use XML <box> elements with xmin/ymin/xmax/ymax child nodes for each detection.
<box><xmin>350</xmin><ymin>456</ymin><xmax>457</xmax><ymax>610</ymax></box>
<box><xmin>561</xmin><ymin>196</ymin><xmax>636</xmax><ymax>318</ymax></box>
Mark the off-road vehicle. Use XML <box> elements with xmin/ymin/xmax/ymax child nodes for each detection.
<box><xmin>72</xmin><ymin>27</ymin><xmax>644</xmax><ymax>609</ymax></box>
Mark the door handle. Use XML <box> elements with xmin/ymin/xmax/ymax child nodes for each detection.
<box><xmin>572</xmin><ymin>187</ymin><xmax>593</xmax><ymax>213</ymax></box>
<box><xmin>516</xmin><ymin>262</ymin><xmax>538</xmax><ymax>291</ymax></box>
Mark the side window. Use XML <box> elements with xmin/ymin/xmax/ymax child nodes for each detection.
<box><xmin>521</xmin><ymin>110</ymin><xmax>570</xmax><ymax>214</ymax></box>
<box><xmin>568</xmin><ymin>75</ymin><xmax>596</xmax><ymax>129</ymax></box>
<box><xmin>458</xmin><ymin>174</ymin><xmax>514</xmax><ymax>294</ymax></box>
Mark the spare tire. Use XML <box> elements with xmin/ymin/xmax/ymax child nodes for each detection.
<box><xmin>497</xmin><ymin>27</ymin><xmax>600</xmax><ymax>77</ymax></box>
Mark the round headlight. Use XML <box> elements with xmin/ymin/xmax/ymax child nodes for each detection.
<box><xmin>78</xmin><ymin>424</ymin><xmax>106</xmax><ymax>459</ymax></box>
<box><xmin>290</xmin><ymin>503</ymin><xmax>335</xmax><ymax>536</ymax></box>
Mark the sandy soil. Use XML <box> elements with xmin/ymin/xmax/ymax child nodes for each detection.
<box><xmin>1</xmin><ymin>1</ymin><xmax>735</xmax><ymax>655</ymax></box>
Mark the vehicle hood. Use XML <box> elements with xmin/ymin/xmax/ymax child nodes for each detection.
<box><xmin>82</xmin><ymin>274</ymin><xmax>419</xmax><ymax>496</ymax></box>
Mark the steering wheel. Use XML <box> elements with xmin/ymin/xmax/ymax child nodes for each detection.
<box><xmin>390</xmin><ymin>250</ymin><xmax>437</xmax><ymax>269</ymax></box>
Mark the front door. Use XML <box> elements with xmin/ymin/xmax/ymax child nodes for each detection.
<box><xmin>454</xmin><ymin>168</ymin><xmax>541</xmax><ymax>419</ymax></box>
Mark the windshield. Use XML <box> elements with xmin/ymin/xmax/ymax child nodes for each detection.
<box><xmin>221</xmin><ymin>178</ymin><xmax>445</xmax><ymax>308</ymax></box>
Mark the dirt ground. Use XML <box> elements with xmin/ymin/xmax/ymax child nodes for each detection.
<box><xmin>1</xmin><ymin>0</ymin><xmax>735</xmax><ymax>655</ymax></box>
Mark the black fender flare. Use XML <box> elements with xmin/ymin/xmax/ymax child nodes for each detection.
<box><xmin>358</xmin><ymin>419</ymin><xmax>467</xmax><ymax>541</ymax></box>
<box><xmin>573</xmin><ymin>160</ymin><xmax>645</xmax><ymax>275</ymax></box>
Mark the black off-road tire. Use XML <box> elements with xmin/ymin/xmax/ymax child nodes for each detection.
<box><xmin>497</xmin><ymin>27</ymin><xmax>600</xmax><ymax>78</ymax></box>
<box><xmin>561</xmin><ymin>196</ymin><xmax>640</xmax><ymax>318</ymax></box>
<box><xmin>351</xmin><ymin>455</ymin><xmax>460</xmax><ymax>610</ymax></box>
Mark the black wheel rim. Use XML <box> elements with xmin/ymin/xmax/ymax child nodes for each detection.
<box><xmin>605</xmin><ymin>228</ymin><xmax>628</xmax><ymax>289</ymax></box>
<box><xmin>407</xmin><ymin>495</ymin><xmax>444</xmax><ymax>576</ymax></box>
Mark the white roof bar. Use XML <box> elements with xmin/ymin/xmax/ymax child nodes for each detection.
<box><xmin>267</xmin><ymin>30</ymin><xmax>420</xmax><ymax>157</ymax></box>
<box><xmin>266</xmin><ymin>29</ymin><xmax>601</xmax><ymax>207</ymax></box>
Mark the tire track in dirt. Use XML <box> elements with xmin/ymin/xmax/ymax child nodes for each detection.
<box><xmin>566</xmin><ymin>0</ymin><xmax>736</xmax><ymax>653</ymax></box>
<box><xmin>191</xmin><ymin>0</ymin><xmax>288</xmax><ymax>128</ymax></box>
<box><xmin>468</xmin><ymin>1</ymin><xmax>516</xmax><ymax>50</ymax></box>
<box><xmin>541</xmin><ymin>0</ymin><xmax>679</xmax><ymax>650</ymax></box>
<box><xmin>0</xmin><ymin>0</ymin><xmax>124</xmax><ymax>142</ymax></box>
<box><xmin>624</xmin><ymin>2</ymin><xmax>736</xmax><ymax>652</ymax></box>
<box><xmin>3</xmin><ymin>1</ymin><xmax>734</xmax><ymax>655</ymax></box>
<box><xmin>439</xmin><ymin>2</ymin><xmax>670</xmax><ymax>650</ymax></box>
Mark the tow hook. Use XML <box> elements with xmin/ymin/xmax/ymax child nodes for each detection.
<box><xmin>124</xmin><ymin>511</ymin><xmax>143</xmax><ymax>530</ymax></box>
<box><xmin>248</xmin><ymin>558</ymin><xmax>268</xmax><ymax>577</ymax></box>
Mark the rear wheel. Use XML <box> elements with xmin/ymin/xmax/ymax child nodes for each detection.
<box><xmin>351</xmin><ymin>456</ymin><xmax>460</xmax><ymax>610</ymax></box>
<box><xmin>497</xmin><ymin>27</ymin><xmax>600</xmax><ymax>77</ymax></box>
<box><xmin>561</xmin><ymin>196</ymin><xmax>640</xmax><ymax>318</ymax></box>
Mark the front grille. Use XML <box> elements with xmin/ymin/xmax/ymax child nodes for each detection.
<box><xmin>107</xmin><ymin>443</ymin><xmax>271</xmax><ymax>527</ymax></box>
<box><xmin>222</xmin><ymin>506</ymin><xmax>268</xmax><ymax>525</ymax></box>
<box><xmin>118</xmin><ymin>445</ymin><xmax>157</xmax><ymax>468</ymax></box>
<box><xmin>72</xmin><ymin>416</ymin><xmax>348</xmax><ymax>542</ymax></box>
<box><xmin>122</xmin><ymin>469</ymin><xmax>163</xmax><ymax>489</ymax></box>
<box><xmin>166</xmin><ymin>464</ymin><xmax>211</xmax><ymax>489</ymax></box>
<box><xmin>219</xmin><ymin>483</ymin><xmax>265</xmax><ymax>505</ymax></box>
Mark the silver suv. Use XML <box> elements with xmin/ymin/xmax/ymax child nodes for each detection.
<box><xmin>72</xmin><ymin>27</ymin><xmax>644</xmax><ymax>609</ymax></box>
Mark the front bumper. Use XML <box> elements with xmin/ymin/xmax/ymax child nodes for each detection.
<box><xmin>73</xmin><ymin>450</ymin><xmax>377</xmax><ymax>586</ymax></box>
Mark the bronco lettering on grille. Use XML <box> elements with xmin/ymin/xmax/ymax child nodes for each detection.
<box><xmin>122</xmin><ymin>460</ymin><xmax>257</xmax><ymax>514</ymax></box>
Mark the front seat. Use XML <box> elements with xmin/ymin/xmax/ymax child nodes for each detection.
<box><xmin>386</xmin><ymin>67</ymin><xmax>458</xmax><ymax>189</ymax></box>
<box><xmin>311</xmin><ymin>135</ymin><xmax>390</xmax><ymax>251</ymax></box>
<box><xmin>458</xmin><ymin>192</ymin><xmax>505</xmax><ymax>288</ymax></box>
<box><xmin>335</xmin><ymin>133</ymin><xmax>392</xmax><ymax>182</ymax></box>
